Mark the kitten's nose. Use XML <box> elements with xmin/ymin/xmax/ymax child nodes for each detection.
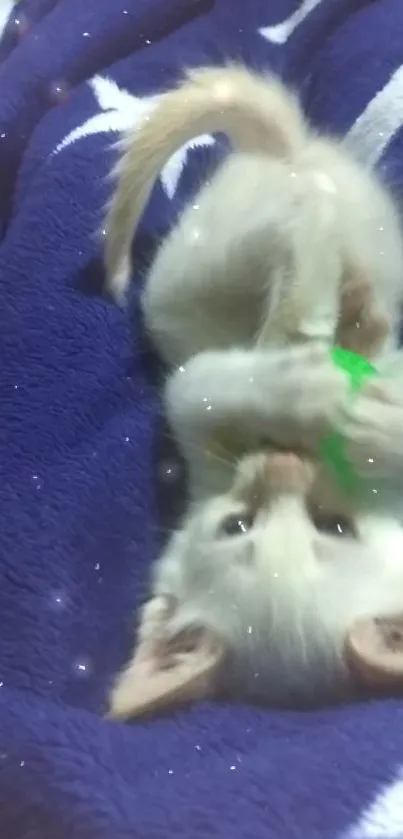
<box><xmin>232</xmin><ymin>450</ymin><xmax>315</xmax><ymax>505</ymax></box>
<box><xmin>264</xmin><ymin>452</ymin><xmax>314</xmax><ymax>494</ymax></box>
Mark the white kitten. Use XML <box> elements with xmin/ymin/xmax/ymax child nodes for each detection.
<box><xmin>104</xmin><ymin>66</ymin><xmax>403</xmax><ymax>719</ymax></box>
<box><xmin>105</xmin><ymin>64</ymin><xmax>402</xmax><ymax>359</ymax></box>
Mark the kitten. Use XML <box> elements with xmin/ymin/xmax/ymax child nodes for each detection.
<box><xmin>105</xmin><ymin>64</ymin><xmax>402</xmax><ymax>359</ymax></box>
<box><xmin>104</xmin><ymin>66</ymin><xmax>403</xmax><ymax>718</ymax></box>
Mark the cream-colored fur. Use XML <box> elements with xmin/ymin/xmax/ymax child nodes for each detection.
<box><xmin>105</xmin><ymin>66</ymin><xmax>403</xmax><ymax>718</ymax></box>
<box><xmin>105</xmin><ymin>64</ymin><xmax>403</xmax><ymax>362</ymax></box>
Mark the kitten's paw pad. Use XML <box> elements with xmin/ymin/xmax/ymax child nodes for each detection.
<box><xmin>340</xmin><ymin>279</ymin><xmax>371</xmax><ymax>321</ymax></box>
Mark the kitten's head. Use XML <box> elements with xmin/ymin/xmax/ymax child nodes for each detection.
<box><xmin>109</xmin><ymin>451</ymin><xmax>403</xmax><ymax>718</ymax></box>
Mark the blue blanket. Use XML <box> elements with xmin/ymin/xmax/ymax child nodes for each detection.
<box><xmin>2</xmin><ymin>1</ymin><xmax>403</xmax><ymax>836</ymax></box>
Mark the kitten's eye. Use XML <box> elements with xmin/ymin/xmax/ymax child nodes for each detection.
<box><xmin>311</xmin><ymin>510</ymin><xmax>355</xmax><ymax>538</ymax></box>
<box><xmin>220</xmin><ymin>513</ymin><xmax>255</xmax><ymax>537</ymax></box>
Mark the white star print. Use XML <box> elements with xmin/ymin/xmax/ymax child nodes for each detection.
<box><xmin>345</xmin><ymin>64</ymin><xmax>403</xmax><ymax>167</ymax></box>
<box><xmin>259</xmin><ymin>0</ymin><xmax>324</xmax><ymax>44</ymax></box>
<box><xmin>54</xmin><ymin>76</ymin><xmax>158</xmax><ymax>154</ymax></box>
<box><xmin>344</xmin><ymin>769</ymin><xmax>403</xmax><ymax>838</ymax></box>
<box><xmin>0</xmin><ymin>0</ymin><xmax>16</xmax><ymax>41</ymax></box>
<box><xmin>160</xmin><ymin>134</ymin><xmax>215</xmax><ymax>199</ymax></box>
<box><xmin>54</xmin><ymin>75</ymin><xmax>214</xmax><ymax>199</ymax></box>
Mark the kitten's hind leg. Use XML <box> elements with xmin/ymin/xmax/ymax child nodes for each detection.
<box><xmin>336</xmin><ymin>276</ymin><xmax>388</xmax><ymax>359</ymax></box>
<box><xmin>255</xmin><ymin>236</ymin><xmax>342</xmax><ymax>349</ymax></box>
<box><xmin>255</xmin><ymin>263</ymin><xmax>341</xmax><ymax>350</ymax></box>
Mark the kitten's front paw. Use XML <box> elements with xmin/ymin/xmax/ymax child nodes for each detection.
<box><xmin>339</xmin><ymin>380</ymin><xmax>403</xmax><ymax>478</ymax></box>
<box><xmin>258</xmin><ymin>344</ymin><xmax>349</xmax><ymax>450</ymax></box>
<box><xmin>277</xmin><ymin>344</ymin><xmax>348</xmax><ymax>427</ymax></box>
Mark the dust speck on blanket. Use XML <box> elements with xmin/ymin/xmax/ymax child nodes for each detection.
<box><xmin>1</xmin><ymin>0</ymin><xmax>403</xmax><ymax>837</ymax></box>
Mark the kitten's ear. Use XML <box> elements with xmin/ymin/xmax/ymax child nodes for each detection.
<box><xmin>107</xmin><ymin>595</ymin><xmax>226</xmax><ymax>720</ymax></box>
<box><xmin>345</xmin><ymin>614</ymin><xmax>403</xmax><ymax>690</ymax></box>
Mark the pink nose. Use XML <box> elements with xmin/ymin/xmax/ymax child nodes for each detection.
<box><xmin>264</xmin><ymin>451</ymin><xmax>313</xmax><ymax>494</ymax></box>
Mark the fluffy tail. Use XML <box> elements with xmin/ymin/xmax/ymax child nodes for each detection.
<box><xmin>104</xmin><ymin>64</ymin><xmax>307</xmax><ymax>301</ymax></box>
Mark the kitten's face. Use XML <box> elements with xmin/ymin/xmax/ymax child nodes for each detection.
<box><xmin>156</xmin><ymin>451</ymin><xmax>403</xmax><ymax>706</ymax></box>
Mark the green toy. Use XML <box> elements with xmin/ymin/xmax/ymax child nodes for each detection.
<box><xmin>206</xmin><ymin>347</ymin><xmax>378</xmax><ymax>493</ymax></box>
<box><xmin>320</xmin><ymin>347</ymin><xmax>377</xmax><ymax>492</ymax></box>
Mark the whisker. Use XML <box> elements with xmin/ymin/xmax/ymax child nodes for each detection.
<box><xmin>159</xmin><ymin>428</ymin><xmax>237</xmax><ymax>469</ymax></box>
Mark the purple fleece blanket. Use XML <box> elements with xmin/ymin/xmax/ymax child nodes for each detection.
<box><xmin>1</xmin><ymin>0</ymin><xmax>403</xmax><ymax>836</ymax></box>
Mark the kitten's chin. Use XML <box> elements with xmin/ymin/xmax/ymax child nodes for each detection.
<box><xmin>218</xmin><ymin>635</ymin><xmax>352</xmax><ymax>710</ymax></box>
<box><xmin>223</xmin><ymin>672</ymin><xmax>354</xmax><ymax>711</ymax></box>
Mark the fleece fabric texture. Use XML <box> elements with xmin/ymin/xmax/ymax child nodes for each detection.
<box><xmin>2</xmin><ymin>0</ymin><xmax>403</xmax><ymax>837</ymax></box>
